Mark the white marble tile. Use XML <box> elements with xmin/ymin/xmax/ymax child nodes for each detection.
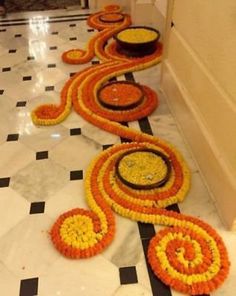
<box><xmin>20</xmin><ymin>125</ymin><xmax>69</xmax><ymax>151</ymax></box>
<box><xmin>0</xmin><ymin>188</ymin><xmax>29</xmax><ymax>238</ymax></box>
<box><xmin>149</xmin><ymin>113</ymin><xmax>198</xmax><ymax>172</ymax></box>
<box><xmin>136</xmin><ymin>256</ymin><xmax>152</xmax><ymax>293</ymax></box>
<box><xmin>35</xmin><ymin>67</ymin><xmax>68</xmax><ymax>86</ymax></box>
<box><xmin>114</xmin><ymin>284</ymin><xmax>152</xmax><ymax>296</ymax></box>
<box><xmin>0</xmin><ymin>262</ymin><xmax>20</xmax><ymax>296</ymax></box>
<box><xmin>0</xmin><ymin>104</ymin><xmax>35</xmax><ymax>136</ymax></box>
<box><xmin>3</xmin><ymin>36</ymin><xmax>29</xmax><ymax>52</ymax></box>
<box><xmin>82</xmin><ymin>122</ymin><xmax>120</xmax><ymax>146</ymax></box>
<box><xmin>133</xmin><ymin>64</ymin><xmax>161</xmax><ymax>87</ymax></box>
<box><xmin>0</xmin><ymin>142</ymin><xmax>35</xmax><ymax>177</ymax></box>
<box><xmin>10</xmin><ymin>159</ymin><xmax>69</xmax><ymax>202</ymax></box>
<box><xmin>0</xmin><ymin>70</ymin><xmax>21</xmax><ymax>85</ymax></box>
<box><xmin>178</xmin><ymin>171</ymin><xmax>223</xmax><ymax>228</ymax></box>
<box><xmin>61</xmin><ymin>109</ymin><xmax>88</xmax><ymax>129</ymax></box>
<box><xmin>46</xmin><ymin>179</ymin><xmax>87</xmax><ymax>219</ymax></box>
<box><xmin>28</xmin><ymin>92</ymin><xmax>61</xmax><ymax>109</ymax></box>
<box><xmin>5</xmin><ymin>80</ymin><xmax>45</xmax><ymax>102</ymax></box>
<box><xmin>39</xmin><ymin>255</ymin><xmax>120</xmax><ymax>296</ymax></box>
<box><xmin>50</xmin><ymin>135</ymin><xmax>102</xmax><ymax>171</ymax></box>
<box><xmin>0</xmin><ymin>44</ymin><xmax>8</xmax><ymax>56</ymax></box>
<box><xmin>103</xmin><ymin>216</ymin><xmax>143</xmax><ymax>267</ymax></box>
<box><xmin>0</xmin><ymin>214</ymin><xmax>59</xmax><ymax>277</ymax></box>
<box><xmin>0</xmin><ymin>47</ymin><xmax>29</xmax><ymax>68</ymax></box>
<box><xmin>13</xmin><ymin>59</ymin><xmax>45</xmax><ymax>79</ymax></box>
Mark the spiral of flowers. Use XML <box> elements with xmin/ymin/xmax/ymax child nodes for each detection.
<box><xmin>32</xmin><ymin>5</ymin><xmax>230</xmax><ymax>295</ymax></box>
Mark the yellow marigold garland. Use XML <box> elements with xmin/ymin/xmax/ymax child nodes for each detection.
<box><xmin>31</xmin><ymin>4</ymin><xmax>230</xmax><ymax>295</ymax></box>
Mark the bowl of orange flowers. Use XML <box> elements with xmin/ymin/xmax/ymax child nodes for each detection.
<box><xmin>97</xmin><ymin>80</ymin><xmax>144</xmax><ymax>110</ymax></box>
<box><xmin>114</xmin><ymin>26</ymin><xmax>160</xmax><ymax>57</ymax></box>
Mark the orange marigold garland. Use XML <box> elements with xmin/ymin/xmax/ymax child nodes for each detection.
<box><xmin>31</xmin><ymin>4</ymin><xmax>230</xmax><ymax>295</ymax></box>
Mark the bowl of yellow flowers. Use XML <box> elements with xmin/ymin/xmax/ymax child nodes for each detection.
<box><xmin>114</xmin><ymin>26</ymin><xmax>160</xmax><ymax>57</ymax></box>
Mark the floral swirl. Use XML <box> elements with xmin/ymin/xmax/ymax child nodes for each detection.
<box><xmin>32</xmin><ymin>5</ymin><xmax>230</xmax><ymax>295</ymax></box>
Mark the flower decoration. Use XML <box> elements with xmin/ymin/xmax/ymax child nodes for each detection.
<box><xmin>97</xmin><ymin>81</ymin><xmax>144</xmax><ymax>110</ymax></box>
<box><xmin>99</xmin><ymin>13</ymin><xmax>125</xmax><ymax>23</ymax></box>
<box><xmin>116</xmin><ymin>148</ymin><xmax>171</xmax><ymax>189</ymax></box>
<box><xmin>31</xmin><ymin>4</ymin><xmax>230</xmax><ymax>295</ymax></box>
<box><xmin>117</xmin><ymin>27</ymin><xmax>159</xmax><ymax>44</ymax></box>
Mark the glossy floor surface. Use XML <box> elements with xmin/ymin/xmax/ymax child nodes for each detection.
<box><xmin>0</xmin><ymin>7</ymin><xmax>236</xmax><ymax>296</ymax></box>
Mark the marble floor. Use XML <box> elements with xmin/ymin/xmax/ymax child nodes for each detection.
<box><xmin>0</xmin><ymin>6</ymin><xmax>236</xmax><ymax>296</ymax></box>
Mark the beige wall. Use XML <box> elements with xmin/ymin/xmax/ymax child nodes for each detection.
<box><xmin>172</xmin><ymin>0</ymin><xmax>236</xmax><ymax>102</ymax></box>
<box><xmin>161</xmin><ymin>0</ymin><xmax>236</xmax><ymax>228</ymax></box>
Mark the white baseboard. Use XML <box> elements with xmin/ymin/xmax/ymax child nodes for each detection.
<box><xmin>161</xmin><ymin>61</ymin><xmax>236</xmax><ymax>230</ymax></box>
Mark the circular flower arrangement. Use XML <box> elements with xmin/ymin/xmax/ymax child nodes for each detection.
<box><xmin>114</xmin><ymin>26</ymin><xmax>160</xmax><ymax>57</ymax></box>
<box><xmin>116</xmin><ymin>27</ymin><xmax>159</xmax><ymax>44</ymax></box>
<box><xmin>31</xmin><ymin>4</ymin><xmax>230</xmax><ymax>296</ymax></box>
<box><xmin>104</xmin><ymin>4</ymin><xmax>121</xmax><ymax>12</ymax></box>
<box><xmin>115</xmin><ymin>148</ymin><xmax>171</xmax><ymax>189</ymax></box>
<box><xmin>99</xmin><ymin>13</ymin><xmax>124</xmax><ymax>23</ymax></box>
<box><xmin>97</xmin><ymin>81</ymin><xmax>144</xmax><ymax>110</ymax></box>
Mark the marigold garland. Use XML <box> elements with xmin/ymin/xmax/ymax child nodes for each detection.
<box><xmin>31</xmin><ymin>4</ymin><xmax>230</xmax><ymax>295</ymax></box>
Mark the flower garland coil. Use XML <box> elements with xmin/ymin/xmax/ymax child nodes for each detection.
<box><xmin>115</xmin><ymin>148</ymin><xmax>171</xmax><ymax>189</ymax></box>
<box><xmin>31</xmin><ymin>5</ymin><xmax>230</xmax><ymax>295</ymax></box>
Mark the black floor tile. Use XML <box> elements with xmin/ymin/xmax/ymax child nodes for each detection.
<box><xmin>30</xmin><ymin>202</ymin><xmax>45</xmax><ymax>214</ymax></box>
<box><xmin>141</xmin><ymin>239</ymin><xmax>172</xmax><ymax>296</ymax></box>
<box><xmin>124</xmin><ymin>72</ymin><xmax>135</xmax><ymax>82</ymax></box>
<box><xmin>120</xmin><ymin>122</ymin><xmax>131</xmax><ymax>143</ymax></box>
<box><xmin>45</xmin><ymin>86</ymin><xmax>54</xmax><ymax>91</ymax></box>
<box><xmin>16</xmin><ymin>101</ymin><xmax>27</xmax><ymax>107</ymax></box>
<box><xmin>138</xmin><ymin>222</ymin><xmax>156</xmax><ymax>239</ymax></box>
<box><xmin>69</xmin><ymin>24</ymin><xmax>76</xmax><ymax>27</ymax></box>
<box><xmin>0</xmin><ymin>177</ymin><xmax>10</xmax><ymax>188</ymax></box>
<box><xmin>49</xmin><ymin>46</ymin><xmax>57</xmax><ymax>50</ymax></box>
<box><xmin>0</xmin><ymin>90</ymin><xmax>4</xmax><ymax>95</ymax></box>
<box><xmin>2</xmin><ymin>67</ymin><xmax>11</xmax><ymax>72</ymax></box>
<box><xmin>70</xmin><ymin>128</ymin><xmax>81</xmax><ymax>136</ymax></box>
<box><xmin>70</xmin><ymin>72</ymin><xmax>76</xmax><ymax>77</ymax></box>
<box><xmin>0</xmin><ymin>29</ymin><xmax>6</xmax><ymax>32</ymax></box>
<box><xmin>138</xmin><ymin>118</ymin><xmax>153</xmax><ymax>135</ymax></box>
<box><xmin>166</xmin><ymin>203</ymin><xmax>180</xmax><ymax>213</ymax></box>
<box><xmin>19</xmin><ymin>277</ymin><xmax>38</xmax><ymax>296</ymax></box>
<box><xmin>92</xmin><ymin>61</ymin><xmax>99</xmax><ymax>64</ymax></box>
<box><xmin>70</xmin><ymin>170</ymin><xmax>83</xmax><ymax>180</ymax></box>
<box><xmin>51</xmin><ymin>31</ymin><xmax>58</xmax><ymax>35</ymax></box>
<box><xmin>87</xmin><ymin>29</ymin><xmax>94</xmax><ymax>32</ymax></box>
<box><xmin>102</xmin><ymin>144</ymin><xmax>113</xmax><ymax>150</ymax></box>
<box><xmin>27</xmin><ymin>56</ymin><xmax>35</xmax><ymax>60</ymax></box>
<box><xmin>23</xmin><ymin>76</ymin><xmax>32</xmax><ymax>81</ymax></box>
<box><xmin>36</xmin><ymin>151</ymin><xmax>48</xmax><ymax>160</ymax></box>
<box><xmin>47</xmin><ymin>64</ymin><xmax>56</xmax><ymax>68</ymax></box>
<box><xmin>7</xmin><ymin>133</ymin><xmax>19</xmax><ymax>141</ymax></box>
<box><xmin>9</xmin><ymin>49</ymin><xmax>17</xmax><ymax>53</ymax></box>
<box><xmin>119</xmin><ymin>266</ymin><xmax>138</xmax><ymax>285</ymax></box>
<box><xmin>69</xmin><ymin>37</ymin><xmax>77</xmax><ymax>41</ymax></box>
<box><xmin>15</xmin><ymin>34</ymin><xmax>22</xmax><ymax>37</ymax></box>
<box><xmin>109</xmin><ymin>77</ymin><xmax>117</xmax><ymax>82</ymax></box>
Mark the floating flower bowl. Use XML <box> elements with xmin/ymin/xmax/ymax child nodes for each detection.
<box><xmin>99</xmin><ymin>12</ymin><xmax>125</xmax><ymax>23</ymax></box>
<box><xmin>97</xmin><ymin>81</ymin><xmax>144</xmax><ymax>110</ymax></box>
<box><xmin>114</xmin><ymin>26</ymin><xmax>160</xmax><ymax>57</ymax></box>
<box><xmin>115</xmin><ymin>148</ymin><xmax>171</xmax><ymax>190</ymax></box>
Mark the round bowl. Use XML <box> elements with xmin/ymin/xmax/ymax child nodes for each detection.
<box><xmin>115</xmin><ymin>148</ymin><xmax>171</xmax><ymax>190</ymax></box>
<box><xmin>99</xmin><ymin>13</ymin><xmax>124</xmax><ymax>23</ymax></box>
<box><xmin>114</xmin><ymin>26</ymin><xmax>160</xmax><ymax>57</ymax></box>
<box><xmin>97</xmin><ymin>81</ymin><xmax>144</xmax><ymax>110</ymax></box>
